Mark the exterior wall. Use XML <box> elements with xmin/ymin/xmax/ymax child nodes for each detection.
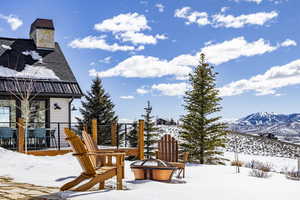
<box><xmin>49</xmin><ymin>98</ymin><xmax>71</xmax><ymax>147</ymax></box>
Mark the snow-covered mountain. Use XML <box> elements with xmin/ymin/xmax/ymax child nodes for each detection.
<box><xmin>229</xmin><ymin>112</ymin><xmax>300</xmax><ymax>144</ymax></box>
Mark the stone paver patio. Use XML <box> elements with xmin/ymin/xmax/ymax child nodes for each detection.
<box><xmin>0</xmin><ymin>177</ymin><xmax>62</xmax><ymax>200</ymax></box>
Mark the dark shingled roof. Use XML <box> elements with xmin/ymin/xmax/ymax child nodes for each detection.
<box><xmin>0</xmin><ymin>37</ymin><xmax>83</xmax><ymax>98</ymax></box>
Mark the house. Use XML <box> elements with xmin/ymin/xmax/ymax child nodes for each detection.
<box><xmin>0</xmin><ymin>18</ymin><xmax>83</xmax><ymax>149</ymax></box>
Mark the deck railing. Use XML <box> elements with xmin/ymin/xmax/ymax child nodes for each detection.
<box><xmin>0</xmin><ymin>119</ymin><xmax>144</xmax><ymax>157</ymax></box>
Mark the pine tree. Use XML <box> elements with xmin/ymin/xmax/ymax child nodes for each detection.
<box><xmin>142</xmin><ymin>101</ymin><xmax>159</xmax><ymax>158</ymax></box>
<box><xmin>180</xmin><ymin>53</ymin><xmax>228</xmax><ymax>165</ymax></box>
<box><xmin>77</xmin><ymin>77</ymin><xmax>118</xmax><ymax>144</ymax></box>
<box><xmin>127</xmin><ymin>121</ymin><xmax>138</xmax><ymax>147</ymax></box>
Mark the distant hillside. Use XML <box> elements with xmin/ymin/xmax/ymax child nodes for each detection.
<box><xmin>229</xmin><ymin>112</ymin><xmax>300</xmax><ymax>144</ymax></box>
<box><xmin>157</xmin><ymin>124</ymin><xmax>300</xmax><ymax>158</ymax></box>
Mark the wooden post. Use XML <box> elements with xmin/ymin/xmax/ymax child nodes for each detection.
<box><xmin>92</xmin><ymin>119</ymin><xmax>98</xmax><ymax>145</ymax></box>
<box><xmin>138</xmin><ymin>120</ymin><xmax>144</xmax><ymax>160</ymax></box>
<box><xmin>111</xmin><ymin>122</ymin><xmax>117</xmax><ymax>146</ymax></box>
<box><xmin>17</xmin><ymin>118</ymin><xmax>25</xmax><ymax>153</ymax></box>
<box><xmin>116</xmin><ymin>155</ymin><xmax>123</xmax><ymax>190</ymax></box>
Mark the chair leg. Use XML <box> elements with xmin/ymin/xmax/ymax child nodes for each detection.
<box><xmin>60</xmin><ymin>174</ymin><xmax>89</xmax><ymax>191</ymax></box>
<box><xmin>99</xmin><ymin>181</ymin><xmax>105</xmax><ymax>190</ymax></box>
<box><xmin>73</xmin><ymin>176</ymin><xmax>101</xmax><ymax>191</ymax></box>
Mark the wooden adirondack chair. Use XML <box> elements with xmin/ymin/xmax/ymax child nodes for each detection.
<box><xmin>82</xmin><ymin>130</ymin><xmax>125</xmax><ymax>178</ymax></box>
<box><xmin>60</xmin><ymin>128</ymin><xmax>125</xmax><ymax>191</ymax></box>
<box><xmin>155</xmin><ymin>134</ymin><xmax>189</xmax><ymax>178</ymax></box>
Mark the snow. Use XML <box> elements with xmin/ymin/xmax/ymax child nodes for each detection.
<box><xmin>0</xmin><ymin>147</ymin><xmax>300</xmax><ymax>199</ymax></box>
<box><xmin>1</xmin><ymin>44</ymin><xmax>12</xmax><ymax>50</ymax></box>
<box><xmin>0</xmin><ymin>65</ymin><xmax>60</xmax><ymax>80</ymax></box>
<box><xmin>22</xmin><ymin>50</ymin><xmax>43</xmax><ymax>63</ymax></box>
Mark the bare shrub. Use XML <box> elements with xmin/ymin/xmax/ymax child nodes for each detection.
<box><xmin>249</xmin><ymin>169</ymin><xmax>269</xmax><ymax>178</ymax></box>
<box><xmin>231</xmin><ymin>160</ymin><xmax>244</xmax><ymax>167</ymax></box>
<box><xmin>245</xmin><ymin>160</ymin><xmax>273</xmax><ymax>172</ymax></box>
<box><xmin>285</xmin><ymin>169</ymin><xmax>300</xmax><ymax>181</ymax></box>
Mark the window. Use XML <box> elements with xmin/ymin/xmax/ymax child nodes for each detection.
<box><xmin>0</xmin><ymin>100</ymin><xmax>16</xmax><ymax>127</ymax></box>
<box><xmin>0</xmin><ymin>107</ymin><xmax>10</xmax><ymax>127</ymax></box>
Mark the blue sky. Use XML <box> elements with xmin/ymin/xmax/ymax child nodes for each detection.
<box><xmin>1</xmin><ymin>0</ymin><xmax>300</xmax><ymax>122</ymax></box>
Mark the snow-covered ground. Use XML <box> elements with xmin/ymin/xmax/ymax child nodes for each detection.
<box><xmin>0</xmin><ymin>147</ymin><xmax>299</xmax><ymax>200</ymax></box>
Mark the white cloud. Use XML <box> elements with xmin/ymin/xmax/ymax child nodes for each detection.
<box><xmin>232</xmin><ymin>0</ymin><xmax>287</xmax><ymax>4</ymax></box>
<box><xmin>136</xmin><ymin>87</ymin><xmax>149</xmax><ymax>94</ymax></box>
<box><xmin>212</xmin><ymin>11</ymin><xmax>278</xmax><ymax>28</ymax></box>
<box><xmin>280</xmin><ymin>39</ymin><xmax>297</xmax><ymax>47</ymax></box>
<box><xmin>0</xmin><ymin>14</ymin><xmax>23</xmax><ymax>30</ymax></box>
<box><xmin>93</xmin><ymin>12</ymin><xmax>166</xmax><ymax>46</ymax></box>
<box><xmin>151</xmin><ymin>82</ymin><xmax>191</xmax><ymax>96</ymax></box>
<box><xmin>69</xmin><ymin>36</ymin><xmax>136</xmax><ymax>51</ymax></box>
<box><xmin>219</xmin><ymin>59</ymin><xmax>300</xmax><ymax>96</ymax></box>
<box><xmin>221</xmin><ymin>7</ymin><xmax>230</xmax><ymax>13</ymax></box>
<box><xmin>91</xmin><ymin>55</ymin><xmax>195</xmax><ymax>80</ymax></box>
<box><xmin>233</xmin><ymin>0</ymin><xmax>263</xmax><ymax>4</ymax></box>
<box><xmin>116</xmin><ymin>32</ymin><xmax>167</xmax><ymax>45</ymax></box>
<box><xmin>174</xmin><ymin>7</ymin><xmax>210</xmax><ymax>26</ymax></box>
<box><xmin>174</xmin><ymin>7</ymin><xmax>278</xmax><ymax>28</ymax></box>
<box><xmin>120</xmin><ymin>95</ymin><xmax>135</xmax><ymax>99</ymax></box>
<box><xmin>155</xmin><ymin>4</ymin><xmax>165</xmax><ymax>12</ymax></box>
<box><xmin>201</xmin><ymin>37</ymin><xmax>278</xmax><ymax>65</ymax></box>
<box><xmin>99</xmin><ymin>56</ymin><xmax>112</xmax><ymax>63</ymax></box>
<box><xmin>89</xmin><ymin>36</ymin><xmax>294</xmax><ymax>79</ymax></box>
<box><xmin>94</xmin><ymin>13</ymin><xmax>149</xmax><ymax>33</ymax></box>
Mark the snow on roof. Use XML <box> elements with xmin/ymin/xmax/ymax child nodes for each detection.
<box><xmin>0</xmin><ymin>65</ymin><xmax>60</xmax><ymax>80</ymax></box>
<box><xmin>22</xmin><ymin>50</ymin><xmax>43</xmax><ymax>63</ymax></box>
<box><xmin>1</xmin><ymin>44</ymin><xmax>12</xmax><ymax>50</ymax></box>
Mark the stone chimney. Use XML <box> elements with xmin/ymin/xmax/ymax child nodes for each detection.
<box><xmin>30</xmin><ymin>18</ymin><xmax>55</xmax><ymax>50</ymax></box>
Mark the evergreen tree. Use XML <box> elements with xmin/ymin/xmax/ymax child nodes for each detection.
<box><xmin>142</xmin><ymin>101</ymin><xmax>159</xmax><ymax>158</ymax></box>
<box><xmin>180</xmin><ymin>53</ymin><xmax>228</xmax><ymax>164</ymax></box>
<box><xmin>77</xmin><ymin>77</ymin><xmax>118</xmax><ymax>144</ymax></box>
<box><xmin>127</xmin><ymin>121</ymin><xmax>138</xmax><ymax>147</ymax></box>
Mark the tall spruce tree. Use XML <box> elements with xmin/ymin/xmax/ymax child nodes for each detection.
<box><xmin>142</xmin><ymin>101</ymin><xmax>159</xmax><ymax>158</ymax></box>
<box><xmin>78</xmin><ymin>77</ymin><xmax>117</xmax><ymax>144</ymax></box>
<box><xmin>128</xmin><ymin>121</ymin><xmax>138</xmax><ymax>147</ymax></box>
<box><xmin>180</xmin><ymin>53</ymin><xmax>228</xmax><ymax>164</ymax></box>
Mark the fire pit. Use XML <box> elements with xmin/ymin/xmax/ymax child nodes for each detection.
<box><xmin>130</xmin><ymin>159</ymin><xmax>177</xmax><ymax>181</ymax></box>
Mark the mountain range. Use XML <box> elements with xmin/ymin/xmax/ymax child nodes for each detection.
<box><xmin>229</xmin><ymin>112</ymin><xmax>300</xmax><ymax>144</ymax></box>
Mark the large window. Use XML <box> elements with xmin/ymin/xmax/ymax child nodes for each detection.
<box><xmin>22</xmin><ymin>100</ymin><xmax>46</xmax><ymax>128</ymax></box>
<box><xmin>0</xmin><ymin>100</ymin><xmax>16</xmax><ymax>127</ymax></box>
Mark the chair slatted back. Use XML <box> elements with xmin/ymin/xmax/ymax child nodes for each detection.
<box><xmin>82</xmin><ymin>131</ymin><xmax>106</xmax><ymax>167</ymax></box>
<box><xmin>157</xmin><ymin>134</ymin><xmax>178</xmax><ymax>162</ymax></box>
<box><xmin>64</xmin><ymin>128</ymin><xmax>96</xmax><ymax>175</ymax></box>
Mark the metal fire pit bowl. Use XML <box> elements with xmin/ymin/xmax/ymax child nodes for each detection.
<box><xmin>130</xmin><ymin>158</ymin><xmax>177</xmax><ymax>181</ymax></box>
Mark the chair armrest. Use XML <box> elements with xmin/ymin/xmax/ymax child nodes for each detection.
<box><xmin>86</xmin><ymin>152</ymin><xmax>126</xmax><ymax>157</ymax></box>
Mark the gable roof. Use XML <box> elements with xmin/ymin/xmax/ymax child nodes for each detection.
<box><xmin>0</xmin><ymin>37</ymin><xmax>83</xmax><ymax>98</ymax></box>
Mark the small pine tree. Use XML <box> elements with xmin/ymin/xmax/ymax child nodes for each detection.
<box><xmin>128</xmin><ymin>121</ymin><xmax>138</xmax><ymax>147</ymax></box>
<box><xmin>180</xmin><ymin>53</ymin><xmax>228</xmax><ymax>164</ymax></box>
<box><xmin>142</xmin><ymin>101</ymin><xmax>159</xmax><ymax>158</ymax></box>
<box><xmin>77</xmin><ymin>77</ymin><xmax>118</xmax><ymax>144</ymax></box>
